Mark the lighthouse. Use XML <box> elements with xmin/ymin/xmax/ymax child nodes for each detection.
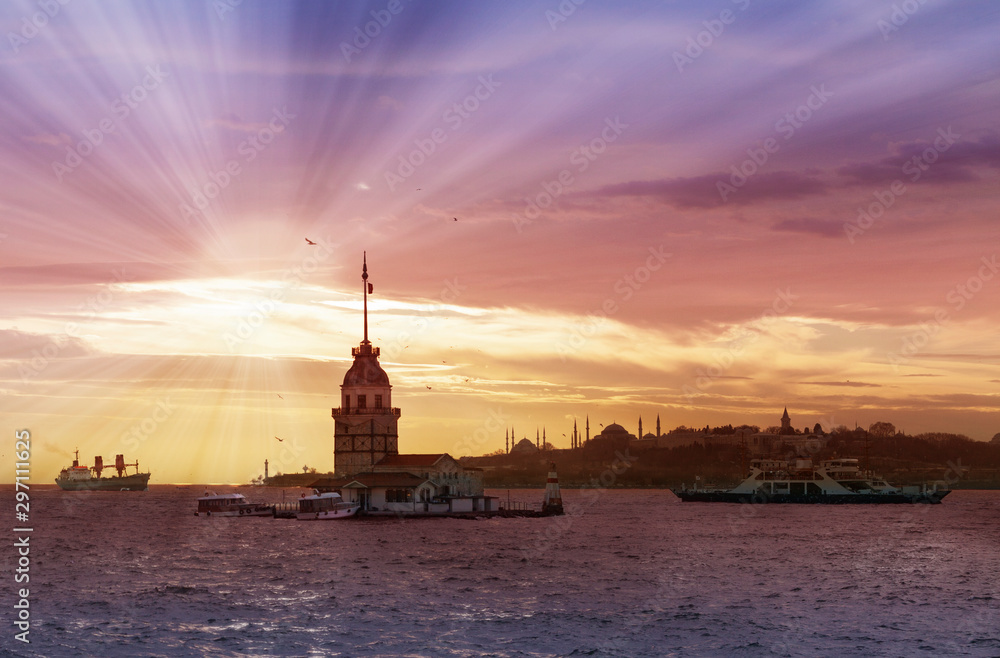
<box><xmin>542</xmin><ymin>462</ymin><xmax>563</xmax><ymax>515</ymax></box>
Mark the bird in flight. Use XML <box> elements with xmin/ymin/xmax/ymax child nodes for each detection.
<box><xmin>274</xmin><ymin>436</ymin><xmax>284</xmax><ymax>442</ymax></box>
<box><xmin>425</xmin><ymin>385</ymin><xmax>432</xmax><ymax>390</ymax></box>
<box><xmin>305</xmin><ymin>238</ymin><xmax>317</xmax><ymax>245</ymax></box>
<box><xmin>453</xmin><ymin>217</ymin><xmax>458</xmax><ymax>221</ymax></box>
<box><xmin>277</xmin><ymin>394</ymin><xmax>283</xmax><ymax>399</ymax></box>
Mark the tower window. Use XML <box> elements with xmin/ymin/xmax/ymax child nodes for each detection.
<box><xmin>358</xmin><ymin>395</ymin><xmax>367</xmax><ymax>409</ymax></box>
<box><xmin>374</xmin><ymin>394</ymin><xmax>382</xmax><ymax>409</ymax></box>
<box><xmin>344</xmin><ymin>395</ymin><xmax>350</xmax><ymax>410</ymax></box>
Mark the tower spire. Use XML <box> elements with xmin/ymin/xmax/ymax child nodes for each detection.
<box><xmin>362</xmin><ymin>252</ymin><xmax>370</xmax><ymax>345</ymax></box>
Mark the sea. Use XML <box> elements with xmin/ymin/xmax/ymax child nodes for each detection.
<box><xmin>3</xmin><ymin>486</ymin><xmax>999</xmax><ymax>657</ymax></box>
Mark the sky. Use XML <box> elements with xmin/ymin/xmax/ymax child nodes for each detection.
<box><xmin>1</xmin><ymin>0</ymin><xmax>998</xmax><ymax>484</ymax></box>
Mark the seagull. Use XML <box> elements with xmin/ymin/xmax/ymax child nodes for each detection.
<box><xmin>416</xmin><ymin>188</ymin><xmax>422</xmax><ymax>191</ymax></box>
<box><xmin>453</xmin><ymin>217</ymin><xmax>458</xmax><ymax>221</ymax></box>
<box><xmin>305</xmin><ymin>238</ymin><xmax>317</xmax><ymax>245</ymax></box>
<box><xmin>274</xmin><ymin>436</ymin><xmax>284</xmax><ymax>442</ymax></box>
<box><xmin>277</xmin><ymin>394</ymin><xmax>283</xmax><ymax>399</ymax></box>
<box><xmin>425</xmin><ymin>386</ymin><xmax>432</xmax><ymax>390</ymax></box>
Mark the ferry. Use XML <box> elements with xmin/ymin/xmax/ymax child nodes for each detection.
<box><xmin>296</xmin><ymin>491</ymin><xmax>360</xmax><ymax>520</ymax></box>
<box><xmin>673</xmin><ymin>458</ymin><xmax>950</xmax><ymax>504</ymax></box>
<box><xmin>195</xmin><ymin>492</ymin><xmax>274</xmax><ymax>516</ymax></box>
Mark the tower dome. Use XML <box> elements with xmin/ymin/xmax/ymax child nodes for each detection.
<box><xmin>342</xmin><ymin>344</ymin><xmax>390</xmax><ymax>387</ymax></box>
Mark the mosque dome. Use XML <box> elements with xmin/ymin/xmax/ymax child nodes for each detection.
<box><xmin>602</xmin><ymin>423</ymin><xmax>629</xmax><ymax>435</ymax></box>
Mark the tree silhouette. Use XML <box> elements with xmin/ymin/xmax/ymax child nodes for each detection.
<box><xmin>868</xmin><ymin>421</ymin><xmax>896</xmax><ymax>439</ymax></box>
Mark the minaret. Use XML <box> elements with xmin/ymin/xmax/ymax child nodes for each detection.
<box><xmin>332</xmin><ymin>254</ymin><xmax>400</xmax><ymax>475</ymax></box>
<box><xmin>656</xmin><ymin>414</ymin><xmax>661</xmax><ymax>438</ymax></box>
<box><xmin>536</xmin><ymin>428</ymin><xmax>539</xmax><ymax>449</ymax></box>
<box><xmin>586</xmin><ymin>415</ymin><xmax>590</xmax><ymax>444</ymax></box>
<box><xmin>505</xmin><ymin>428</ymin><xmax>509</xmax><ymax>453</ymax></box>
<box><xmin>573</xmin><ymin>419</ymin><xmax>578</xmax><ymax>448</ymax></box>
<box><xmin>543</xmin><ymin>427</ymin><xmax>546</xmax><ymax>449</ymax></box>
<box><xmin>638</xmin><ymin>416</ymin><xmax>643</xmax><ymax>438</ymax></box>
<box><xmin>264</xmin><ymin>459</ymin><xmax>268</xmax><ymax>480</ymax></box>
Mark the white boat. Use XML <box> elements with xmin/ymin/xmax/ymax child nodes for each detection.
<box><xmin>296</xmin><ymin>491</ymin><xmax>360</xmax><ymax>520</ymax></box>
<box><xmin>673</xmin><ymin>458</ymin><xmax>950</xmax><ymax>504</ymax></box>
<box><xmin>195</xmin><ymin>492</ymin><xmax>273</xmax><ymax>517</ymax></box>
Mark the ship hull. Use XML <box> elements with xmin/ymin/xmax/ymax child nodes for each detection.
<box><xmin>297</xmin><ymin>505</ymin><xmax>360</xmax><ymax>520</ymax></box>
<box><xmin>55</xmin><ymin>473</ymin><xmax>151</xmax><ymax>491</ymax></box>
<box><xmin>674</xmin><ymin>490</ymin><xmax>950</xmax><ymax>504</ymax></box>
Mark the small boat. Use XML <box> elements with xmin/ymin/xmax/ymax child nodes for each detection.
<box><xmin>296</xmin><ymin>491</ymin><xmax>360</xmax><ymax>520</ymax></box>
<box><xmin>195</xmin><ymin>492</ymin><xmax>273</xmax><ymax>517</ymax></box>
<box><xmin>673</xmin><ymin>458</ymin><xmax>950</xmax><ymax>504</ymax></box>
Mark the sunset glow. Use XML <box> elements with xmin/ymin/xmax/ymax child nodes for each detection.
<box><xmin>2</xmin><ymin>0</ymin><xmax>999</xmax><ymax>483</ymax></box>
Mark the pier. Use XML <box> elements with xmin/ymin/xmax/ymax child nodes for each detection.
<box><xmin>266</xmin><ymin>500</ymin><xmax>559</xmax><ymax>520</ymax></box>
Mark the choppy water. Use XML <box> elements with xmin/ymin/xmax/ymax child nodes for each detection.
<box><xmin>2</xmin><ymin>486</ymin><xmax>999</xmax><ymax>657</ymax></box>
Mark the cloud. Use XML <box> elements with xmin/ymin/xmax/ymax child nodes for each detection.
<box><xmin>22</xmin><ymin>133</ymin><xmax>71</xmax><ymax>147</ymax></box>
<box><xmin>772</xmin><ymin>218</ymin><xmax>842</xmax><ymax>238</ymax></box>
<box><xmin>837</xmin><ymin>134</ymin><xmax>1000</xmax><ymax>185</ymax></box>
<box><xmin>795</xmin><ymin>381</ymin><xmax>881</xmax><ymax>387</ymax></box>
<box><xmin>0</xmin><ymin>329</ymin><xmax>94</xmax><ymax>360</ymax></box>
<box><xmin>589</xmin><ymin>171</ymin><xmax>828</xmax><ymax>208</ymax></box>
<box><xmin>376</xmin><ymin>95</ymin><xmax>403</xmax><ymax>111</ymax></box>
<box><xmin>201</xmin><ymin>113</ymin><xmax>268</xmax><ymax>134</ymax></box>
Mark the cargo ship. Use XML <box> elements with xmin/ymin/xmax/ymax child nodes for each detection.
<box><xmin>55</xmin><ymin>450</ymin><xmax>151</xmax><ymax>491</ymax></box>
<box><xmin>673</xmin><ymin>457</ymin><xmax>949</xmax><ymax>504</ymax></box>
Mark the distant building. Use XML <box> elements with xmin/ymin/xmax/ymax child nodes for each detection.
<box><xmin>585</xmin><ymin>423</ymin><xmax>635</xmax><ymax>452</ymax></box>
<box><xmin>314</xmin><ymin>453</ymin><xmax>491</xmax><ymax>513</ymax></box>
<box><xmin>510</xmin><ymin>437</ymin><xmax>539</xmax><ymax>454</ymax></box>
